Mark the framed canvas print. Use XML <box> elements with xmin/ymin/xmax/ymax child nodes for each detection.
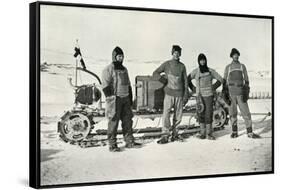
<box><xmin>29</xmin><ymin>1</ymin><xmax>274</xmax><ymax>188</ymax></box>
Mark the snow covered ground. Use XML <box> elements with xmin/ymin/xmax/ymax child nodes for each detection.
<box><xmin>40</xmin><ymin>117</ymin><xmax>272</xmax><ymax>186</ymax></box>
<box><xmin>40</xmin><ymin>61</ymin><xmax>272</xmax><ymax>186</ymax></box>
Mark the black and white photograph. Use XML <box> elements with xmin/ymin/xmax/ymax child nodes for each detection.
<box><xmin>29</xmin><ymin>1</ymin><xmax>273</xmax><ymax>188</ymax></box>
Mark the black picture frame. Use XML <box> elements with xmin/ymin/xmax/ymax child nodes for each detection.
<box><xmin>30</xmin><ymin>1</ymin><xmax>274</xmax><ymax>189</ymax></box>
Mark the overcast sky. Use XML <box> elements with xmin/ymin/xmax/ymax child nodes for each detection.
<box><xmin>40</xmin><ymin>5</ymin><xmax>272</xmax><ymax>72</ymax></box>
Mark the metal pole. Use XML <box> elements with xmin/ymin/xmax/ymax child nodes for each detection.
<box><xmin>75</xmin><ymin>39</ymin><xmax>79</xmax><ymax>88</ymax></box>
<box><xmin>75</xmin><ymin>58</ymin><xmax>78</xmax><ymax>87</ymax></box>
<box><xmin>74</xmin><ymin>39</ymin><xmax>79</xmax><ymax>105</ymax></box>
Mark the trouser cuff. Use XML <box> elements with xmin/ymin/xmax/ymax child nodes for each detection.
<box><xmin>246</xmin><ymin>127</ymin><xmax>253</xmax><ymax>134</ymax></box>
<box><xmin>206</xmin><ymin>124</ymin><xmax>213</xmax><ymax>135</ymax></box>
<box><xmin>199</xmin><ymin>123</ymin><xmax>206</xmax><ymax>135</ymax></box>
<box><xmin>232</xmin><ymin>124</ymin><xmax>238</xmax><ymax>132</ymax></box>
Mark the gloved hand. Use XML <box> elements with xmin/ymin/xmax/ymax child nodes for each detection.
<box><xmin>242</xmin><ymin>85</ymin><xmax>250</xmax><ymax>102</ymax></box>
<box><xmin>212</xmin><ymin>81</ymin><xmax>221</xmax><ymax>91</ymax></box>
<box><xmin>129</xmin><ymin>86</ymin><xmax>133</xmax><ymax>106</ymax></box>
<box><xmin>191</xmin><ymin>87</ymin><xmax>196</xmax><ymax>94</ymax></box>
<box><xmin>222</xmin><ymin>85</ymin><xmax>231</xmax><ymax>106</ymax></box>
<box><xmin>183</xmin><ymin>96</ymin><xmax>189</xmax><ymax>106</ymax></box>
<box><xmin>102</xmin><ymin>86</ymin><xmax>113</xmax><ymax>97</ymax></box>
<box><xmin>183</xmin><ymin>89</ymin><xmax>190</xmax><ymax>106</ymax></box>
<box><xmin>196</xmin><ymin>94</ymin><xmax>205</xmax><ymax>114</ymax></box>
<box><xmin>187</xmin><ymin>75</ymin><xmax>196</xmax><ymax>94</ymax></box>
<box><xmin>159</xmin><ymin>75</ymin><xmax>168</xmax><ymax>85</ymax></box>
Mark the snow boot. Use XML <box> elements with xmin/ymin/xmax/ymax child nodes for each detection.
<box><xmin>247</xmin><ymin>132</ymin><xmax>261</xmax><ymax>139</ymax></box>
<box><xmin>157</xmin><ymin>135</ymin><xmax>169</xmax><ymax>144</ymax></box>
<box><xmin>109</xmin><ymin>144</ymin><xmax>121</xmax><ymax>152</ymax></box>
<box><xmin>125</xmin><ymin>141</ymin><xmax>142</xmax><ymax>148</ymax></box>
<box><xmin>171</xmin><ymin>130</ymin><xmax>185</xmax><ymax>142</ymax></box>
<box><xmin>231</xmin><ymin>124</ymin><xmax>238</xmax><ymax>138</ymax></box>
<box><xmin>197</xmin><ymin>123</ymin><xmax>206</xmax><ymax>139</ymax></box>
<box><xmin>230</xmin><ymin>132</ymin><xmax>238</xmax><ymax>138</ymax></box>
<box><xmin>206</xmin><ymin>124</ymin><xmax>216</xmax><ymax>140</ymax></box>
<box><xmin>171</xmin><ymin>134</ymin><xmax>185</xmax><ymax>142</ymax></box>
<box><xmin>246</xmin><ymin>127</ymin><xmax>260</xmax><ymax>138</ymax></box>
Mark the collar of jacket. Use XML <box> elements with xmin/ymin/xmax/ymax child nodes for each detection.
<box><xmin>169</xmin><ymin>59</ymin><xmax>182</xmax><ymax>64</ymax></box>
<box><xmin>231</xmin><ymin>60</ymin><xmax>240</xmax><ymax>64</ymax></box>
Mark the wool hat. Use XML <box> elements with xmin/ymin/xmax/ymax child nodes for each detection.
<box><xmin>230</xmin><ymin>48</ymin><xmax>240</xmax><ymax>57</ymax></box>
<box><xmin>171</xmin><ymin>45</ymin><xmax>182</xmax><ymax>55</ymax></box>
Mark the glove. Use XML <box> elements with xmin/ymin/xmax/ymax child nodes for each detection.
<box><xmin>196</xmin><ymin>94</ymin><xmax>205</xmax><ymax>114</ymax></box>
<box><xmin>212</xmin><ymin>81</ymin><xmax>221</xmax><ymax>91</ymax></box>
<box><xmin>159</xmin><ymin>75</ymin><xmax>168</xmax><ymax>85</ymax></box>
<box><xmin>183</xmin><ymin>89</ymin><xmax>190</xmax><ymax>105</ymax></box>
<box><xmin>129</xmin><ymin>86</ymin><xmax>133</xmax><ymax>106</ymax></box>
<box><xmin>242</xmin><ymin>85</ymin><xmax>250</xmax><ymax>102</ymax></box>
<box><xmin>191</xmin><ymin>87</ymin><xmax>196</xmax><ymax>94</ymax></box>
<box><xmin>222</xmin><ymin>85</ymin><xmax>231</xmax><ymax>106</ymax></box>
<box><xmin>102</xmin><ymin>86</ymin><xmax>113</xmax><ymax>97</ymax></box>
<box><xmin>188</xmin><ymin>82</ymin><xmax>196</xmax><ymax>94</ymax></box>
<box><xmin>183</xmin><ymin>96</ymin><xmax>189</xmax><ymax>106</ymax></box>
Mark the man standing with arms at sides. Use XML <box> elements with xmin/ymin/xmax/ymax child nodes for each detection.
<box><xmin>153</xmin><ymin>45</ymin><xmax>189</xmax><ymax>144</ymax></box>
<box><xmin>224</xmin><ymin>48</ymin><xmax>260</xmax><ymax>138</ymax></box>
<box><xmin>101</xmin><ymin>46</ymin><xmax>141</xmax><ymax>152</ymax></box>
